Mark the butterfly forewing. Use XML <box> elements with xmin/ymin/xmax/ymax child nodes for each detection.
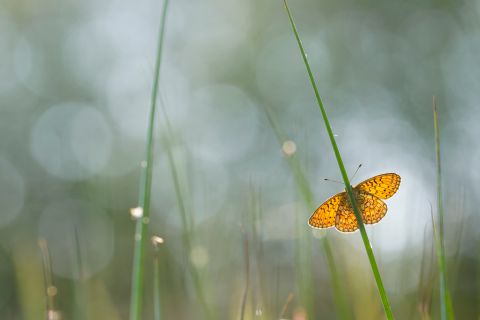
<box><xmin>308</xmin><ymin>192</ymin><xmax>345</xmax><ymax>229</ymax></box>
<box><xmin>354</xmin><ymin>173</ymin><xmax>400</xmax><ymax>200</ymax></box>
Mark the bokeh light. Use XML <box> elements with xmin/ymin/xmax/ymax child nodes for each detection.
<box><xmin>31</xmin><ymin>103</ymin><xmax>112</xmax><ymax>180</ymax></box>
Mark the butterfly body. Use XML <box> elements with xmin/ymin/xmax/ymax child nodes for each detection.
<box><xmin>309</xmin><ymin>173</ymin><xmax>401</xmax><ymax>232</ymax></box>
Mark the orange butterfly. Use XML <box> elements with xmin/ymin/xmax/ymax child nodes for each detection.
<box><xmin>309</xmin><ymin>173</ymin><xmax>401</xmax><ymax>232</ymax></box>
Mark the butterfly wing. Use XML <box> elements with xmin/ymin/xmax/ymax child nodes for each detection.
<box><xmin>335</xmin><ymin>209</ymin><xmax>359</xmax><ymax>232</ymax></box>
<box><xmin>308</xmin><ymin>192</ymin><xmax>345</xmax><ymax>229</ymax></box>
<box><xmin>358</xmin><ymin>191</ymin><xmax>388</xmax><ymax>224</ymax></box>
<box><xmin>335</xmin><ymin>191</ymin><xmax>388</xmax><ymax>232</ymax></box>
<box><xmin>354</xmin><ymin>173</ymin><xmax>401</xmax><ymax>200</ymax></box>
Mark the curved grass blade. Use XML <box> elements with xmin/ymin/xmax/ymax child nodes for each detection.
<box><xmin>282</xmin><ymin>1</ymin><xmax>393</xmax><ymax>318</ymax></box>
<box><xmin>129</xmin><ymin>1</ymin><xmax>169</xmax><ymax>319</ymax></box>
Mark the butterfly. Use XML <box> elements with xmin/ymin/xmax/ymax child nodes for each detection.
<box><xmin>308</xmin><ymin>173</ymin><xmax>401</xmax><ymax>232</ymax></box>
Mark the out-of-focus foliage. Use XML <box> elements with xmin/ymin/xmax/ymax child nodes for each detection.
<box><xmin>1</xmin><ymin>0</ymin><xmax>479</xmax><ymax>318</ymax></box>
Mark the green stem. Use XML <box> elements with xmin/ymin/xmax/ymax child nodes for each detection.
<box><xmin>153</xmin><ymin>245</ymin><xmax>162</xmax><ymax>320</ymax></box>
<box><xmin>283</xmin><ymin>1</ymin><xmax>393</xmax><ymax>318</ymax></box>
<box><xmin>240</xmin><ymin>232</ymin><xmax>249</xmax><ymax>320</ymax></box>
<box><xmin>129</xmin><ymin>1</ymin><xmax>169</xmax><ymax>319</ymax></box>
<box><xmin>432</xmin><ymin>97</ymin><xmax>454</xmax><ymax>320</ymax></box>
<box><xmin>161</xmin><ymin>108</ymin><xmax>214</xmax><ymax>319</ymax></box>
<box><xmin>263</xmin><ymin>104</ymin><xmax>350</xmax><ymax>320</ymax></box>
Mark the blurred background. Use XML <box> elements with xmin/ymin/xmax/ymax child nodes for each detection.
<box><xmin>1</xmin><ymin>0</ymin><xmax>479</xmax><ymax>318</ymax></box>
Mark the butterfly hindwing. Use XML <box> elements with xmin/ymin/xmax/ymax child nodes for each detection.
<box><xmin>335</xmin><ymin>196</ymin><xmax>359</xmax><ymax>232</ymax></box>
<box><xmin>357</xmin><ymin>191</ymin><xmax>388</xmax><ymax>224</ymax></box>
<box><xmin>334</xmin><ymin>190</ymin><xmax>388</xmax><ymax>231</ymax></box>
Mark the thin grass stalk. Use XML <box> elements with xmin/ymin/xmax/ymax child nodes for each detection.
<box><xmin>264</xmin><ymin>104</ymin><xmax>314</xmax><ymax>318</ymax></box>
<box><xmin>38</xmin><ymin>239</ymin><xmax>57</xmax><ymax>318</ymax></box>
<box><xmin>153</xmin><ymin>254</ymin><xmax>161</xmax><ymax>320</ymax></box>
<box><xmin>416</xmin><ymin>223</ymin><xmax>435</xmax><ymax>320</ymax></box>
<box><xmin>129</xmin><ymin>1</ymin><xmax>169</xmax><ymax>319</ymax></box>
<box><xmin>240</xmin><ymin>231</ymin><xmax>249</xmax><ymax>320</ymax></box>
<box><xmin>73</xmin><ymin>227</ymin><xmax>87</xmax><ymax>320</ymax></box>
<box><xmin>282</xmin><ymin>1</ymin><xmax>393</xmax><ymax>318</ymax></box>
<box><xmin>160</xmin><ymin>107</ymin><xmax>213</xmax><ymax>319</ymax></box>
<box><xmin>263</xmin><ymin>104</ymin><xmax>349</xmax><ymax>320</ymax></box>
<box><xmin>432</xmin><ymin>97</ymin><xmax>454</xmax><ymax>320</ymax></box>
<box><xmin>293</xmin><ymin>204</ymin><xmax>314</xmax><ymax>318</ymax></box>
<box><xmin>152</xmin><ymin>237</ymin><xmax>164</xmax><ymax>320</ymax></box>
<box><xmin>249</xmin><ymin>187</ymin><xmax>269</xmax><ymax>317</ymax></box>
<box><xmin>430</xmin><ymin>206</ymin><xmax>450</xmax><ymax>320</ymax></box>
<box><xmin>279</xmin><ymin>293</ymin><xmax>294</xmax><ymax>319</ymax></box>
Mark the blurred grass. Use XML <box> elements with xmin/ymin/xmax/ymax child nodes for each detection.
<box><xmin>38</xmin><ymin>239</ymin><xmax>55</xmax><ymax>318</ymax></box>
<box><xmin>263</xmin><ymin>103</ymin><xmax>350</xmax><ymax>320</ymax></box>
<box><xmin>152</xmin><ymin>237</ymin><xmax>164</xmax><ymax>320</ymax></box>
<box><xmin>129</xmin><ymin>1</ymin><xmax>169</xmax><ymax>319</ymax></box>
<box><xmin>161</xmin><ymin>107</ymin><xmax>214</xmax><ymax>319</ymax></box>
<box><xmin>239</xmin><ymin>230</ymin><xmax>249</xmax><ymax>320</ymax></box>
<box><xmin>283</xmin><ymin>0</ymin><xmax>393</xmax><ymax>318</ymax></box>
<box><xmin>432</xmin><ymin>98</ymin><xmax>454</xmax><ymax>320</ymax></box>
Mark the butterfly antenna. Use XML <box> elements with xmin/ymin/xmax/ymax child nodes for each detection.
<box><xmin>350</xmin><ymin>164</ymin><xmax>362</xmax><ymax>181</ymax></box>
<box><xmin>324</xmin><ymin>178</ymin><xmax>343</xmax><ymax>185</ymax></box>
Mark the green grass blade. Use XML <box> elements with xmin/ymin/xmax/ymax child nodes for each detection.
<box><xmin>73</xmin><ymin>227</ymin><xmax>88</xmax><ymax>320</ymax></box>
<box><xmin>263</xmin><ymin>104</ymin><xmax>350</xmax><ymax>320</ymax></box>
<box><xmin>283</xmin><ymin>1</ymin><xmax>393</xmax><ymax>318</ymax></box>
<box><xmin>152</xmin><ymin>236</ymin><xmax>165</xmax><ymax>320</ymax></box>
<box><xmin>129</xmin><ymin>1</ymin><xmax>169</xmax><ymax>319</ymax></box>
<box><xmin>240</xmin><ymin>230</ymin><xmax>249</xmax><ymax>320</ymax></box>
<box><xmin>160</xmin><ymin>106</ymin><xmax>214</xmax><ymax>319</ymax></box>
<box><xmin>432</xmin><ymin>97</ymin><xmax>454</xmax><ymax>320</ymax></box>
<box><xmin>38</xmin><ymin>239</ymin><xmax>56</xmax><ymax>316</ymax></box>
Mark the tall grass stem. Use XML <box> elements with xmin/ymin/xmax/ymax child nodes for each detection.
<box><xmin>160</xmin><ymin>106</ymin><xmax>214</xmax><ymax>319</ymax></box>
<box><xmin>432</xmin><ymin>97</ymin><xmax>454</xmax><ymax>320</ymax></box>
<box><xmin>263</xmin><ymin>104</ymin><xmax>350</xmax><ymax>319</ymax></box>
<box><xmin>283</xmin><ymin>1</ymin><xmax>393</xmax><ymax>318</ymax></box>
<box><xmin>152</xmin><ymin>238</ymin><xmax>164</xmax><ymax>320</ymax></box>
<box><xmin>129</xmin><ymin>1</ymin><xmax>169</xmax><ymax>319</ymax></box>
<box><xmin>240</xmin><ymin>231</ymin><xmax>249</xmax><ymax>320</ymax></box>
<box><xmin>38</xmin><ymin>239</ymin><xmax>56</xmax><ymax>316</ymax></box>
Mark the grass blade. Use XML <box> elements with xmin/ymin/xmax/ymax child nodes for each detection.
<box><xmin>432</xmin><ymin>97</ymin><xmax>454</xmax><ymax>320</ymax></box>
<box><xmin>240</xmin><ymin>230</ymin><xmax>249</xmax><ymax>320</ymax></box>
<box><xmin>152</xmin><ymin>236</ymin><xmax>165</xmax><ymax>320</ymax></box>
<box><xmin>38</xmin><ymin>239</ymin><xmax>58</xmax><ymax>319</ymax></box>
<box><xmin>282</xmin><ymin>1</ymin><xmax>393</xmax><ymax>318</ymax></box>
<box><xmin>129</xmin><ymin>1</ymin><xmax>169</xmax><ymax>319</ymax></box>
<box><xmin>263</xmin><ymin>104</ymin><xmax>350</xmax><ymax>319</ymax></box>
<box><xmin>160</xmin><ymin>106</ymin><xmax>214</xmax><ymax>319</ymax></box>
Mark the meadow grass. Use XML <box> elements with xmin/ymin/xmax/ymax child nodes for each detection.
<box><xmin>239</xmin><ymin>230</ymin><xmax>249</xmax><ymax>320</ymax></box>
<box><xmin>73</xmin><ymin>227</ymin><xmax>87</xmax><ymax>320</ymax></box>
<box><xmin>152</xmin><ymin>236</ymin><xmax>164</xmax><ymax>320</ymax></box>
<box><xmin>432</xmin><ymin>97</ymin><xmax>455</xmax><ymax>320</ymax></box>
<box><xmin>160</xmin><ymin>109</ymin><xmax>214</xmax><ymax>319</ymax></box>
<box><xmin>129</xmin><ymin>1</ymin><xmax>169</xmax><ymax>319</ymax></box>
<box><xmin>283</xmin><ymin>0</ymin><xmax>393</xmax><ymax>318</ymax></box>
<box><xmin>263</xmin><ymin>103</ymin><xmax>350</xmax><ymax>320</ymax></box>
<box><xmin>38</xmin><ymin>239</ymin><xmax>57</xmax><ymax>318</ymax></box>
